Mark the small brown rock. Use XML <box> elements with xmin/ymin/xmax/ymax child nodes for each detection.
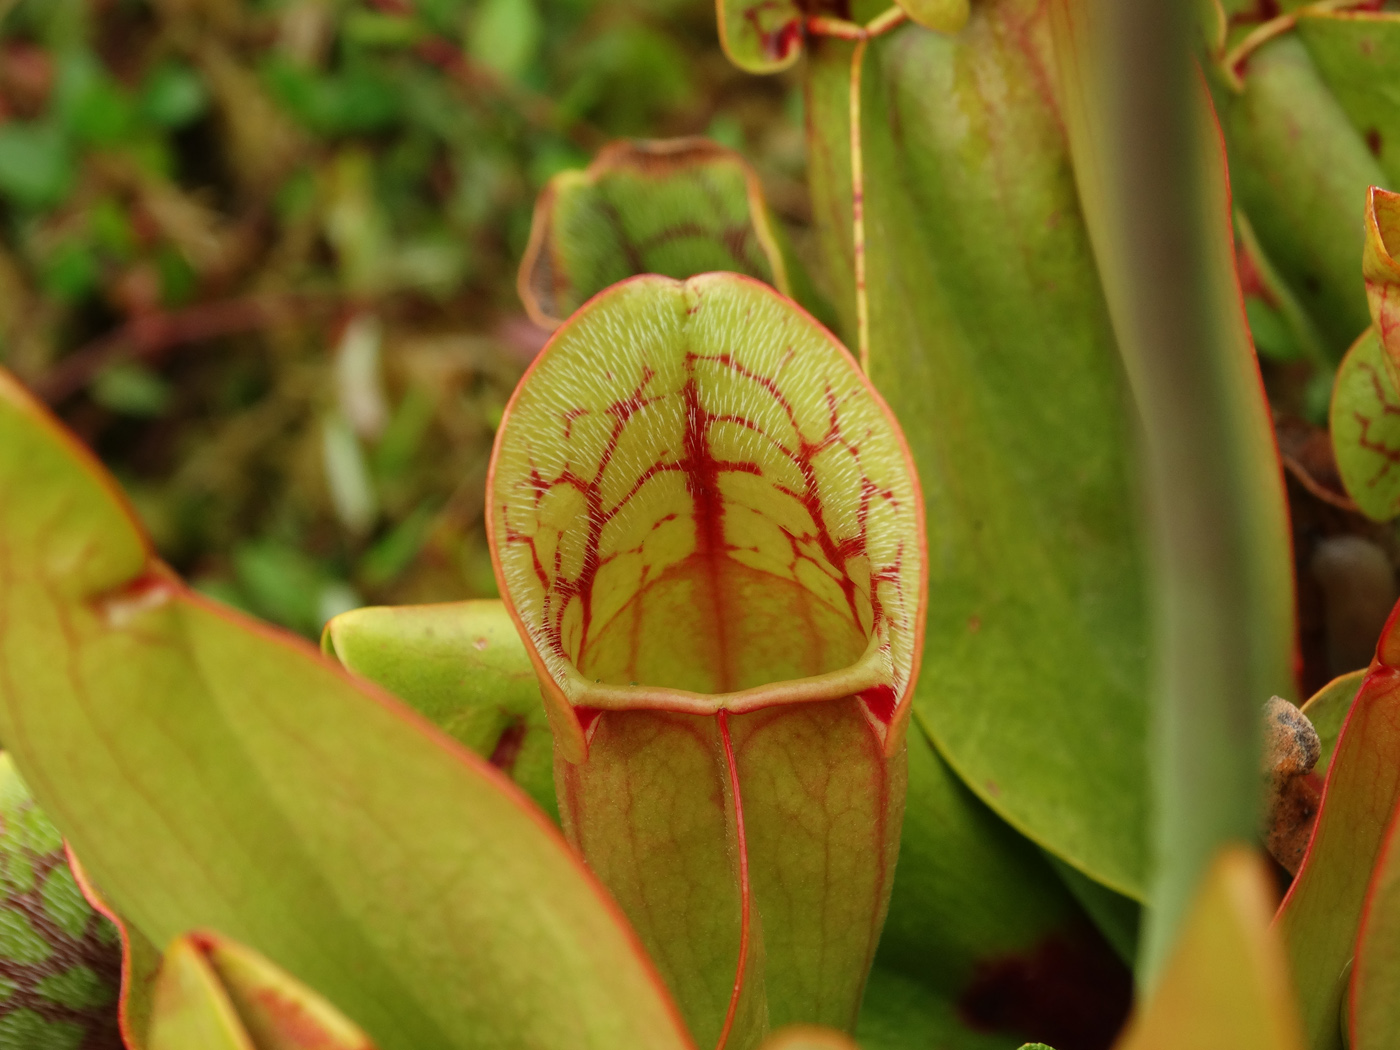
<box><xmin>1261</xmin><ymin>696</ymin><xmax>1323</xmax><ymax>874</ymax></box>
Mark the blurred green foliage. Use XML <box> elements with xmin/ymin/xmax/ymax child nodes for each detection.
<box><xmin>0</xmin><ymin>0</ymin><xmax>807</xmax><ymax>635</ymax></box>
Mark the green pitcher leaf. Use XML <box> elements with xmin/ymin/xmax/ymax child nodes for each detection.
<box><xmin>1114</xmin><ymin>849</ymin><xmax>1304</xmax><ymax>1050</ymax></box>
<box><xmin>0</xmin><ymin>369</ymin><xmax>694</xmax><ymax>1050</ymax></box>
<box><xmin>322</xmin><ymin>601</ymin><xmax>558</xmax><ymax>821</ymax></box>
<box><xmin>1211</xmin><ymin>33</ymin><xmax>1382</xmax><ymax>360</ymax></box>
<box><xmin>0</xmin><ymin>754</ymin><xmax>122</xmax><ymax>1050</ymax></box>
<box><xmin>519</xmin><ymin>139</ymin><xmax>792</xmax><ymax>328</ymax></box>
<box><xmin>1295</xmin><ymin>12</ymin><xmax>1400</xmax><ymax>187</ymax></box>
<box><xmin>806</xmin><ymin>0</ymin><xmax>1150</xmax><ymax>897</ymax></box>
<box><xmin>1277</xmin><ymin>600</ymin><xmax>1400</xmax><ymax>1050</ymax></box>
<box><xmin>1330</xmin><ymin>328</ymin><xmax>1400</xmax><ymax>521</ymax></box>
<box><xmin>150</xmin><ymin>930</ymin><xmax>377</xmax><ymax>1050</ymax></box>
<box><xmin>488</xmin><ymin>272</ymin><xmax>926</xmax><ymax>1048</ymax></box>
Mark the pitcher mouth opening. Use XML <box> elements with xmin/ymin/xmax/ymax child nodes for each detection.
<box><xmin>488</xmin><ymin>273</ymin><xmax>925</xmax><ymax>757</ymax></box>
<box><xmin>523</xmin><ymin>536</ymin><xmax>901</xmax><ymax>742</ymax></box>
<box><xmin>559</xmin><ymin>613</ymin><xmax>895</xmax><ymax>717</ymax></box>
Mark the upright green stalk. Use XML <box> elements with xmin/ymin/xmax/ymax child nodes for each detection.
<box><xmin>1054</xmin><ymin>0</ymin><xmax>1296</xmax><ymax>984</ymax></box>
<box><xmin>1064</xmin><ymin>0</ymin><xmax>1293</xmax><ymax>985</ymax></box>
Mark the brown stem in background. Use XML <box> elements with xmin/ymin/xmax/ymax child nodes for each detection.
<box><xmin>33</xmin><ymin>294</ymin><xmax>333</xmax><ymax>404</ymax></box>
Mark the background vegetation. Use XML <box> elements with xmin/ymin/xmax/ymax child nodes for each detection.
<box><xmin>0</xmin><ymin>0</ymin><xmax>813</xmax><ymax>636</ymax></box>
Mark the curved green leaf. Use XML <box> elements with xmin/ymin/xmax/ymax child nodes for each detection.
<box><xmin>806</xmin><ymin>0</ymin><xmax>1150</xmax><ymax>897</ymax></box>
<box><xmin>519</xmin><ymin>139</ymin><xmax>792</xmax><ymax>329</ymax></box>
<box><xmin>323</xmin><ymin>601</ymin><xmax>558</xmax><ymax>821</ymax></box>
<box><xmin>1277</xmin><ymin>600</ymin><xmax>1400</xmax><ymax>1050</ymax></box>
<box><xmin>488</xmin><ymin>272</ymin><xmax>925</xmax><ymax>1047</ymax></box>
<box><xmin>1350</xmin><ymin>777</ymin><xmax>1400</xmax><ymax>1048</ymax></box>
<box><xmin>1295</xmin><ymin>12</ymin><xmax>1400</xmax><ymax>187</ymax></box>
<box><xmin>0</xmin><ymin>369</ymin><xmax>694</xmax><ymax>1050</ymax></box>
<box><xmin>1330</xmin><ymin>328</ymin><xmax>1400</xmax><ymax>521</ymax></box>
<box><xmin>1211</xmin><ymin>33</ymin><xmax>1382</xmax><ymax>359</ymax></box>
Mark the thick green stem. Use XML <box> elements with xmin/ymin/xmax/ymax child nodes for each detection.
<box><xmin>1092</xmin><ymin>0</ymin><xmax>1282</xmax><ymax>985</ymax></box>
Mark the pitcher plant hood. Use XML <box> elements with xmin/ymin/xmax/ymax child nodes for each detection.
<box><xmin>486</xmin><ymin>271</ymin><xmax>927</xmax><ymax>762</ymax></box>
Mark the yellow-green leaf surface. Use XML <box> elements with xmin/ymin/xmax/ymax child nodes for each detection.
<box><xmin>0</xmin><ymin>754</ymin><xmax>122</xmax><ymax>1049</ymax></box>
<box><xmin>1295</xmin><ymin>11</ymin><xmax>1400</xmax><ymax>188</ymax></box>
<box><xmin>1113</xmin><ymin>848</ymin><xmax>1303</xmax><ymax>1050</ymax></box>
<box><xmin>1299</xmin><ymin>669</ymin><xmax>1366</xmax><ymax>779</ymax></box>
<box><xmin>151</xmin><ymin>931</ymin><xmax>376</xmax><ymax>1050</ymax></box>
<box><xmin>715</xmin><ymin>0</ymin><xmax>803</xmax><ymax>75</ymax></box>
<box><xmin>519</xmin><ymin>139</ymin><xmax>790</xmax><ymax>328</ymax></box>
<box><xmin>489</xmin><ymin>272</ymin><xmax>925</xmax><ymax>1048</ymax></box>
<box><xmin>1330</xmin><ymin>328</ymin><xmax>1400</xmax><ymax>521</ymax></box>
<box><xmin>1211</xmin><ymin>30</ymin><xmax>1383</xmax><ymax>360</ymax></box>
<box><xmin>1277</xmin><ymin>601</ymin><xmax>1400</xmax><ymax>1050</ymax></box>
<box><xmin>0</xmin><ymin>368</ymin><xmax>694</xmax><ymax>1050</ymax></box>
<box><xmin>323</xmin><ymin>601</ymin><xmax>558</xmax><ymax>821</ymax></box>
<box><xmin>806</xmin><ymin>0</ymin><xmax>1149</xmax><ymax>897</ymax></box>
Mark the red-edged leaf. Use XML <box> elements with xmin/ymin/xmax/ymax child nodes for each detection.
<box><xmin>1349</xmin><ymin>779</ymin><xmax>1400</xmax><ymax>1047</ymax></box>
<box><xmin>68</xmin><ymin>847</ymin><xmax>160</xmax><ymax>1050</ymax></box>
<box><xmin>1276</xmin><ymin>599</ymin><xmax>1400</xmax><ymax>1050</ymax></box>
